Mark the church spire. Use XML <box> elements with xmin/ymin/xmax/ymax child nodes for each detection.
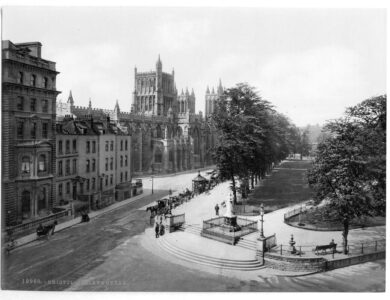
<box><xmin>156</xmin><ymin>54</ymin><xmax>162</xmax><ymax>70</ymax></box>
<box><xmin>206</xmin><ymin>86</ymin><xmax>210</xmax><ymax>94</ymax></box>
<box><xmin>67</xmin><ymin>90</ymin><xmax>74</xmax><ymax>106</ymax></box>
<box><xmin>185</xmin><ymin>87</ymin><xmax>189</xmax><ymax>95</ymax></box>
<box><xmin>191</xmin><ymin>88</ymin><xmax>195</xmax><ymax>96</ymax></box>
<box><xmin>218</xmin><ymin>78</ymin><xmax>223</xmax><ymax>95</ymax></box>
<box><xmin>114</xmin><ymin>99</ymin><xmax>120</xmax><ymax>112</ymax></box>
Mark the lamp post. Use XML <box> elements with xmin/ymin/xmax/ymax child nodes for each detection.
<box><xmin>151</xmin><ymin>175</ymin><xmax>154</xmax><ymax>195</ymax></box>
<box><xmin>259</xmin><ymin>203</ymin><xmax>265</xmax><ymax>239</ymax></box>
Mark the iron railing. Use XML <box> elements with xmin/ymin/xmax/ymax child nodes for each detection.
<box><xmin>6</xmin><ymin>209</ymin><xmax>71</xmax><ymax>234</ymax></box>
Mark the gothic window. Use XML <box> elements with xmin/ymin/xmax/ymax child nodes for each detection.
<box><xmin>125</xmin><ymin>155</ymin><xmax>128</xmax><ymax>167</ymax></box>
<box><xmin>105</xmin><ymin>158</ymin><xmax>108</xmax><ymax>171</ymax></box>
<box><xmin>43</xmin><ymin>77</ymin><xmax>48</xmax><ymax>89</ymax></box>
<box><xmin>154</xmin><ymin>148</ymin><xmax>162</xmax><ymax>163</ymax></box>
<box><xmin>125</xmin><ymin>140</ymin><xmax>128</xmax><ymax>151</ymax></box>
<box><xmin>120</xmin><ymin>172</ymin><xmax>123</xmax><ymax>183</ymax></box>
<box><xmin>17</xmin><ymin>96</ymin><xmax>24</xmax><ymax>110</ymax></box>
<box><xmin>125</xmin><ymin>171</ymin><xmax>128</xmax><ymax>181</ymax></box>
<box><xmin>30</xmin><ymin>74</ymin><xmax>36</xmax><ymax>87</ymax></box>
<box><xmin>86</xmin><ymin>141</ymin><xmax>90</xmax><ymax>153</ymax></box>
<box><xmin>156</xmin><ymin>126</ymin><xmax>162</xmax><ymax>139</ymax></box>
<box><xmin>17</xmin><ymin>120</ymin><xmax>24</xmax><ymax>139</ymax></box>
<box><xmin>92</xmin><ymin>178</ymin><xmax>96</xmax><ymax>190</ymax></box>
<box><xmin>18</xmin><ymin>72</ymin><xmax>24</xmax><ymax>84</ymax></box>
<box><xmin>105</xmin><ymin>141</ymin><xmax>109</xmax><ymax>151</ymax></box>
<box><xmin>86</xmin><ymin>159</ymin><xmax>90</xmax><ymax>173</ymax></box>
<box><xmin>31</xmin><ymin>122</ymin><xmax>37</xmax><ymax>139</ymax></box>
<box><xmin>149</xmin><ymin>98</ymin><xmax>152</xmax><ymax>110</ymax></box>
<box><xmin>38</xmin><ymin>154</ymin><xmax>47</xmax><ymax>172</ymax></box>
<box><xmin>110</xmin><ymin>141</ymin><xmax>114</xmax><ymax>151</ymax></box>
<box><xmin>92</xmin><ymin>159</ymin><xmax>96</xmax><ymax>172</ymax></box>
<box><xmin>66</xmin><ymin>182</ymin><xmax>70</xmax><ymax>194</ymax></box>
<box><xmin>120</xmin><ymin>140</ymin><xmax>123</xmax><ymax>151</ymax></box>
<box><xmin>110</xmin><ymin>174</ymin><xmax>113</xmax><ymax>185</ymax></box>
<box><xmin>21</xmin><ymin>156</ymin><xmax>30</xmax><ymax>174</ymax></box>
<box><xmin>120</xmin><ymin>155</ymin><xmax>123</xmax><ymax>167</ymax></box>
<box><xmin>21</xmin><ymin>190</ymin><xmax>31</xmax><ymax>214</ymax></box>
<box><xmin>110</xmin><ymin>157</ymin><xmax>114</xmax><ymax>170</ymax></box>
<box><xmin>86</xmin><ymin>179</ymin><xmax>90</xmax><ymax>191</ymax></box>
<box><xmin>73</xmin><ymin>139</ymin><xmax>77</xmax><ymax>152</ymax></box>
<box><xmin>92</xmin><ymin>141</ymin><xmax>96</xmax><ymax>153</ymax></box>
<box><xmin>42</xmin><ymin>123</ymin><xmax>48</xmax><ymax>139</ymax></box>
<box><xmin>105</xmin><ymin>176</ymin><xmax>108</xmax><ymax>186</ymax></box>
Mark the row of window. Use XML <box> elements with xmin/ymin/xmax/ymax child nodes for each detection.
<box><xmin>104</xmin><ymin>155</ymin><xmax>128</xmax><ymax>171</ymax></box>
<box><xmin>86</xmin><ymin>141</ymin><xmax>97</xmax><ymax>153</ymax></box>
<box><xmin>104</xmin><ymin>140</ymin><xmax>129</xmax><ymax>152</ymax></box>
<box><xmin>58</xmin><ymin>159</ymin><xmax>77</xmax><ymax>177</ymax></box>
<box><xmin>16</xmin><ymin>96</ymin><xmax>49</xmax><ymax>113</ymax></box>
<box><xmin>57</xmin><ymin>170</ymin><xmax>129</xmax><ymax>197</ymax></box>
<box><xmin>21</xmin><ymin>154</ymin><xmax>48</xmax><ymax>175</ymax></box>
<box><xmin>86</xmin><ymin>159</ymin><xmax>97</xmax><ymax>173</ymax></box>
<box><xmin>17</xmin><ymin>71</ymin><xmax>55</xmax><ymax>89</ymax></box>
<box><xmin>58</xmin><ymin>139</ymin><xmax>77</xmax><ymax>155</ymax></box>
<box><xmin>17</xmin><ymin>120</ymin><xmax>49</xmax><ymax>139</ymax></box>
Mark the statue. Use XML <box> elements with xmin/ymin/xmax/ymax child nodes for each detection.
<box><xmin>224</xmin><ymin>193</ymin><xmax>235</xmax><ymax>218</ymax></box>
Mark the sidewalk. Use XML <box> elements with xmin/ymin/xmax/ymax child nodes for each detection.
<box><xmin>134</xmin><ymin>165</ymin><xmax>216</xmax><ymax>180</ymax></box>
<box><xmin>6</xmin><ymin>189</ymin><xmax>169</xmax><ymax>251</ymax></box>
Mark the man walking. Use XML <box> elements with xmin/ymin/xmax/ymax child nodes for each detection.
<box><xmin>215</xmin><ymin>204</ymin><xmax>220</xmax><ymax>216</ymax></box>
<box><xmin>155</xmin><ymin>223</ymin><xmax>160</xmax><ymax>238</ymax></box>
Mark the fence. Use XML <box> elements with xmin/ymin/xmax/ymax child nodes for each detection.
<box><xmin>269</xmin><ymin>239</ymin><xmax>386</xmax><ymax>258</ymax></box>
<box><xmin>6</xmin><ymin>208</ymin><xmax>71</xmax><ymax>235</ymax></box>
<box><xmin>264</xmin><ymin>234</ymin><xmax>277</xmax><ymax>250</ymax></box>
<box><xmin>202</xmin><ymin>217</ymin><xmax>258</xmax><ymax>244</ymax></box>
<box><xmin>284</xmin><ymin>206</ymin><xmax>308</xmax><ymax>220</ymax></box>
<box><xmin>234</xmin><ymin>204</ymin><xmax>260</xmax><ymax>216</ymax></box>
<box><xmin>171</xmin><ymin>214</ymin><xmax>185</xmax><ymax>226</ymax></box>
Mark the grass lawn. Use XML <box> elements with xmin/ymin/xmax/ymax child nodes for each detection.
<box><xmin>287</xmin><ymin>205</ymin><xmax>386</xmax><ymax>231</ymax></box>
<box><xmin>246</xmin><ymin>159</ymin><xmax>313</xmax><ymax>212</ymax></box>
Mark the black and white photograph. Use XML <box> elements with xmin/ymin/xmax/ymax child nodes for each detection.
<box><xmin>0</xmin><ymin>2</ymin><xmax>387</xmax><ymax>293</ymax></box>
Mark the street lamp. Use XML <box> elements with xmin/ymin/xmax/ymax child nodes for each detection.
<box><xmin>151</xmin><ymin>175</ymin><xmax>154</xmax><ymax>195</ymax></box>
<box><xmin>259</xmin><ymin>203</ymin><xmax>265</xmax><ymax>239</ymax></box>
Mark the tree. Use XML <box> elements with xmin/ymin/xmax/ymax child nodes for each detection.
<box><xmin>211</xmin><ymin>83</ymin><xmax>297</xmax><ymax>203</ymax></box>
<box><xmin>308</xmin><ymin>95</ymin><xmax>386</xmax><ymax>254</ymax></box>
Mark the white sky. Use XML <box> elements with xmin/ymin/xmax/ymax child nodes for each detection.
<box><xmin>1</xmin><ymin>7</ymin><xmax>386</xmax><ymax>126</ymax></box>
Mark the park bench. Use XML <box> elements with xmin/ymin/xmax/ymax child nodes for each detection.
<box><xmin>313</xmin><ymin>244</ymin><xmax>337</xmax><ymax>255</ymax></box>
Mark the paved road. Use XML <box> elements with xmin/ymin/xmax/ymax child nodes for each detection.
<box><xmin>1</xmin><ymin>165</ymin><xmax>385</xmax><ymax>292</ymax></box>
<box><xmin>1</xmin><ymin>189</ymin><xmax>168</xmax><ymax>291</ymax></box>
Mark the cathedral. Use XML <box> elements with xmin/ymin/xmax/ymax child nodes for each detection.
<box><xmin>57</xmin><ymin>56</ymin><xmax>222</xmax><ymax>176</ymax></box>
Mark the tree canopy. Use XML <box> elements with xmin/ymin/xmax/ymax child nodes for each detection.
<box><xmin>308</xmin><ymin>95</ymin><xmax>386</xmax><ymax>253</ymax></box>
<box><xmin>211</xmin><ymin>83</ymin><xmax>299</xmax><ymax>203</ymax></box>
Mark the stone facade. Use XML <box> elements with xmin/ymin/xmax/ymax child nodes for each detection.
<box><xmin>58</xmin><ymin>56</ymin><xmax>219</xmax><ymax>176</ymax></box>
<box><xmin>2</xmin><ymin>40</ymin><xmax>60</xmax><ymax>226</ymax></box>
<box><xmin>55</xmin><ymin>116</ymin><xmax>133</xmax><ymax>212</ymax></box>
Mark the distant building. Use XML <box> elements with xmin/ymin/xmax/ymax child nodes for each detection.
<box><xmin>58</xmin><ymin>56</ymin><xmax>220</xmax><ymax>175</ymax></box>
<box><xmin>55</xmin><ymin>116</ymin><xmax>133</xmax><ymax>212</ymax></box>
<box><xmin>2</xmin><ymin>41</ymin><xmax>60</xmax><ymax>226</ymax></box>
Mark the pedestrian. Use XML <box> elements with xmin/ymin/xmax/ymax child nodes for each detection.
<box><xmin>155</xmin><ymin>223</ymin><xmax>160</xmax><ymax>238</ymax></box>
<box><xmin>215</xmin><ymin>204</ymin><xmax>220</xmax><ymax>216</ymax></box>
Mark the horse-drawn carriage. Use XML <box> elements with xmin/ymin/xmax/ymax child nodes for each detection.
<box><xmin>36</xmin><ymin>221</ymin><xmax>58</xmax><ymax>239</ymax></box>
